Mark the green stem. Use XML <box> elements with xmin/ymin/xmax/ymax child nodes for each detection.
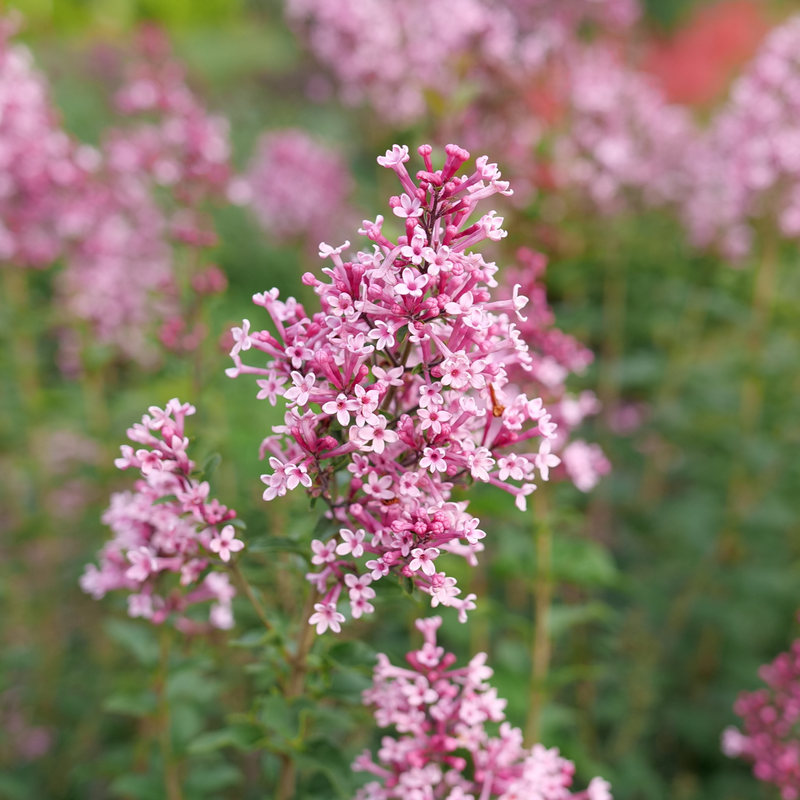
<box><xmin>2</xmin><ymin>266</ymin><xmax>41</xmax><ymax>418</ymax></box>
<box><xmin>526</xmin><ymin>485</ymin><xmax>552</xmax><ymax>747</ymax></box>
<box><xmin>229</xmin><ymin>559</ymin><xmax>275</xmax><ymax>634</ymax></box>
<box><xmin>719</xmin><ymin>232</ymin><xmax>778</xmax><ymax>561</ymax></box>
<box><xmin>157</xmin><ymin>628</ymin><xmax>183</xmax><ymax>800</ymax></box>
<box><xmin>276</xmin><ymin>587</ymin><xmax>319</xmax><ymax>800</ymax></box>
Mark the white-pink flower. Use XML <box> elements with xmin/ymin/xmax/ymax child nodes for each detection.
<box><xmin>208</xmin><ymin>524</ymin><xmax>244</xmax><ymax>562</ymax></box>
<box><xmin>308</xmin><ymin>601</ymin><xmax>345</xmax><ymax>634</ymax></box>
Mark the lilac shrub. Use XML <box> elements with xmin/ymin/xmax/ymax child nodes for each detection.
<box><xmin>227</xmin><ymin>143</ymin><xmax>572</xmax><ymax>631</ymax></box>
<box><xmin>80</xmin><ymin>399</ymin><xmax>242</xmax><ymax>632</ymax></box>
<box><xmin>353</xmin><ymin>616</ymin><xmax>612</xmax><ymax>800</ymax></box>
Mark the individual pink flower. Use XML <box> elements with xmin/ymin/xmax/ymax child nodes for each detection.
<box><xmin>208</xmin><ymin>525</ymin><xmax>244</xmax><ymax>562</ymax></box>
<box><xmin>308</xmin><ymin>602</ymin><xmax>346</xmax><ymax>634</ymax></box>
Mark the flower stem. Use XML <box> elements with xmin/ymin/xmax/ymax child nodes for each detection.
<box><xmin>719</xmin><ymin>231</ymin><xmax>778</xmax><ymax>561</ymax></box>
<box><xmin>526</xmin><ymin>485</ymin><xmax>552</xmax><ymax>747</ymax></box>
<box><xmin>229</xmin><ymin>559</ymin><xmax>274</xmax><ymax>634</ymax></box>
<box><xmin>276</xmin><ymin>586</ymin><xmax>319</xmax><ymax>800</ymax></box>
<box><xmin>157</xmin><ymin>627</ymin><xmax>183</xmax><ymax>800</ymax></box>
<box><xmin>1</xmin><ymin>266</ymin><xmax>41</xmax><ymax>419</ymax></box>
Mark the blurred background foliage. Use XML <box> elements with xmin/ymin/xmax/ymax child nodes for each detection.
<box><xmin>2</xmin><ymin>0</ymin><xmax>800</xmax><ymax>798</ymax></box>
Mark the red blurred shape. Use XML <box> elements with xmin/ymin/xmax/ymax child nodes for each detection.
<box><xmin>644</xmin><ymin>0</ymin><xmax>771</xmax><ymax>106</ymax></box>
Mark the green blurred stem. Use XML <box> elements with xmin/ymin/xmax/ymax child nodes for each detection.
<box><xmin>2</xmin><ymin>266</ymin><xmax>41</xmax><ymax>414</ymax></box>
<box><xmin>526</xmin><ymin>485</ymin><xmax>552</xmax><ymax>747</ymax></box>
<box><xmin>157</xmin><ymin>628</ymin><xmax>183</xmax><ymax>800</ymax></box>
<box><xmin>720</xmin><ymin>231</ymin><xmax>778</xmax><ymax>558</ymax></box>
<box><xmin>276</xmin><ymin>586</ymin><xmax>320</xmax><ymax>800</ymax></box>
<box><xmin>80</xmin><ymin>363</ymin><xmax>110</xmax><ymax>435</ymax></box>
<box><xmin>597</xmin><ymin>233</ymin><xmax>626</xmax><ymax>424</ymax></box>
<box><xmin>229</xmin><ymin>559</ymin><xmax>275</xmax><ymax>634</ymax></box>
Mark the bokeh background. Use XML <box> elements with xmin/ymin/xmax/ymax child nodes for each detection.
<box><xmin>2</xmin><ymin>0</ymin><xmax>800</xmax><ymax>798</ymax></box>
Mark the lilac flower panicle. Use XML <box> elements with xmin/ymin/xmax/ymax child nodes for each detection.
<box><xmin>0</xmin><ymin>15</ymin><xmax>89</xmax><ymax>268</ymax></box>
<box><xmin>235</xmin><ymin>129</ymin><xmax>356</xmax><ymax>246</ymax></box>
<box><xmin>554</xmin><ymin>46</ymin><xmax>694</xmax><ymax>215</ymax></box>
<box><xmin>683</xmin><ymin>15</ymin><xmax>800</xmax><ymax>261</ymax></box>
<box><xmin>80</xmin><ymin>399</ymin><xmax>243</xmax><ymax>632</ymax></box>
<box><xmin>286</xmin><ymin>0</ymin><xmax>640</xmax><ymax>125</ymax></box>
<box><xmin>56</xmin><ymin>24</ymin><xmax>233</xmax><ymax>370</ymax></box>
<box><xmin>723</xmin><ymin>634</ymin><xmax>800</xmax><ymax>799</ymax></box>
<box><xmin>354</xmin><ymin>616</ymin><xmax>612</xmax><ymax>799</ymax></box>
<box><xmin>229</xmin><ymin>143</ymin><xmax>577</xmax><ymax>631</ymax></box>
<box><xmin>501</xmin><ymin>248</ymin><xmax>609</xmax><ymax>491</ymax></box>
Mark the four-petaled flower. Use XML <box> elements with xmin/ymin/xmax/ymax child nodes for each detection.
<box><xmin>256</xmin><ymin>370</ymin><xmax>287</xmax><ymax>405</ymax></box>
<box><xmin>209</xmin><ymin>524</ymin><xmax>245</xmax><ymax>562</ymax></box>
<box><xmin>311</xmin><ymin>538</ymin><xmax>338</xmax><ymax>565</ymax></box>
<box><xmin>230</xmin><ymin>319</ymin><xmax>252</xmax><ymax>356</ymax></box>
<box><xmin>309</xmin><ymin>602</ymin><xmax>346</xmax><ymax>634</ymax></box>
<box><xmin>337</xmin><ymin>529</ymin><xmax>367</xmax><ymax>558</ymax></box>
<box><xmin>420</xmin><ymin>447</ymin><xmax>448</xmax><ymax>474</ymax></box>
<box><xmin>409</xmin><ymin>547</ymin><xmax>440</xmax><ymax>576</ymax></box>
<box><xmin>322</xmin><ymin>393</ymin><xmax>359</xmax><ymax>425</ymax></box>
<box><xmin>284</xmin><ymin>371</ymin><xmax>316</xmax><ymax>407</ymax></box>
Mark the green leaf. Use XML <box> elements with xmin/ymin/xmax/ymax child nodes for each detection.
<box><xmin>109</xmin><ymin>773</ymin><xmax>162</xmax><ymax>800</ymax></box>
<box><xmin>201</xmin><ymin>452</ymin><xmax>222</xmax><ymax>479</ymax></box>
<box><xmin>327</xmin><ymin>639</ymin><xmax>376</xmax><ymax>669</ymax></box>
<box><xmin>187</xmin><ymin>724</ymin><xmax>262</xmax><ymax>755</ymax></box>
<box><xmin>552</xmin><ymin>537</ymin><xmax>618</xmax><ymax>587</ymax></box>
<box><xmin>548</xmin><ymin>602</ymin><xmax>613</xmax><ymax>639</ymax></box>
<box><xmin>183</xmin><ymin>760</ymin><xmax>243</xmax><ymax>793</ymax></box>
<box><xmin>103</xmin><ymin>619</ymin><xmax>159</xmax><ymax>666</ymax></box>
<box><xmin>103</xmin><ymin>690</ymin><xmax>157</xmax><ymax>718</ymax></box>
<box><xmin>248</xmin><ymin>536</ymin><xmax>308</xmax><ymax>557</ymax></box>
<box><xmin>152</xmin><ymin>494</ymin><xmax>178</xmax><ymax>506</ymax></box>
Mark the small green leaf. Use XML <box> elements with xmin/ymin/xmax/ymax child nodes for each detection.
<box><xmin>187</xmin><ymin>724</ymin><xmax>262</xmax><ymax>755</ymax></box>
<box><xmin>103</xmin><ymin>690</ymin><xmax>157</xmax><ymax>718</ymax></box>
<box><xmin>152</xmin><ymin>494</ymin><xmax>178</xmax><ymax>506</ymax></box>
<box><xmin>103</xmin><ymin>619</ymin><xmax>159</xmax><ymax>666</ymax></box>
<box><xmin>248</xmin><ymin>536</ymin><xmax>308</xmax><ymax>557</ymax></box>
<box><xmin>201</xmin><ymin>452</ymin><xmax>222</xmax><ymax>479</ymax></box>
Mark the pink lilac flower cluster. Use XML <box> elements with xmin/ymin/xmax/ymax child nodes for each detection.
<box><xmin>0</xmin><ymin>15</ymin><xmax>91</xmax><ymax>268</ymax></box>
<box><xmin>233</xmin><ymin>129</ymin><xmax>356</xmax><ymax>246</ymax></box>
<box><xmin>55</xmin><ymin>165</ymin><xmax>174</xmax><ymax>370</ymax></box>
<box><xmin>502</xmin><ymin>248</ymin><xmax>610</xmax><ymax>492</ymax></box>
<box><xmin>80</xmin><ymin>399</ymin><xmax>243</xmax><ymax>632</ymax></box>
<box><xmin>722</xmin><ymin>634</ymin><xmax>800</xmax><ymax>799</ymax></box>
<box><xmin>552</xmin><ymin>46</ymin><xmax>694</xmax><ymax>214</ymax></box>
<box><xmin>112</xmin><ymin>24</ymin><xmax>232</xmax><ymax>231</ymax></box>
<box><xmin>682</xmin><ymin>14</ymin><xmax>800</xmax><ymax>261</ymax></box>
<box><xmin>285</xmin><ymin>0</ymin><xmax>639</xmax><ymax>125</ymax></box>
<box><xmin>353</xmin><ymin>616</ymin><xmax>612</xmax><ymax>800</ymax></box>
<box><xmin>55</xmin><ymin>25</ymin><xmax>232</xmax><ymax>368</ymax></box>
<box><xmin>228</xmin><ymin>143</ymin><xmax>567</xmax><ymax>631</ymax></box>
